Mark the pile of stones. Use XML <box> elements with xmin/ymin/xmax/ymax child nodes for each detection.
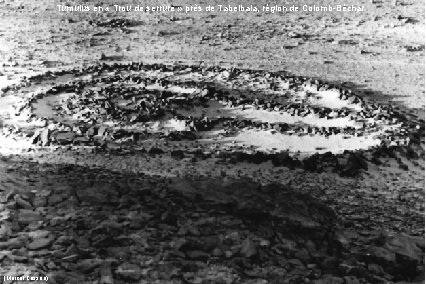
<box><xmin>90</xmin><ymin>18</ymin><xmax>141</xmax><ymax>28</ymax></box>
<box><xmin>1</xmin><ymin>62</ymin><xmax>424</xmax><ymax>175</ymax></box>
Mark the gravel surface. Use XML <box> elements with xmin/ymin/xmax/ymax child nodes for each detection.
<box><xmin>0</xmin><ymin>0</ymin><xmax>424</xmax><ymax>283</ymax></box>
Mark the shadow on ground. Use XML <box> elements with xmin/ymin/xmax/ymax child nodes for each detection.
<box><xmin>0</xmin><ymin>159</ymin><xmax>423</xmax><ymax>284</ymax></box>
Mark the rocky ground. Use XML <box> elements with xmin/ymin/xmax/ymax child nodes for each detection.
<box><xmin>0</xmin><ymin>159</ymin><xmax>424</xmax><ymax>284</ymax></box>
<box><xmin>0</xmin><ymin>0</ymin><xmax>424</xmax><ymax>283</ymax></box>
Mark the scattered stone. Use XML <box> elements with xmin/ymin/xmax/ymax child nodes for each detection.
<box><xmin>0</xmin><ymin>237</ymin><xmax>24</xmax><ymax>249</ymax></box>
<box><xmin>115</xmin><ymin>263</ymin><xmax>142</xmax><ymax>280</ymax></box>
<box><xmin>99</xmin><ymin>262</ymin><xmax>114</xmax><ymax>284</ymax></box>
<box><xmin>240</xmin><ymin>238</ymin><xmax>257</xmax><ymax>258</ymax></box>
<box><xmin>17</xmin><ymin>209</ymin><xmax>41</xmax><ymax>225</ymax></box>
<box><xmin>40</xmin><ymin>128</ymin><xmax>50</xmax><ymax>146</ymax></box>
<box><xmin>186</xmin><ymin>250</ymin><xmax>209</xmax><ymax>260</ymax></box>
<box><xmin>27</xmin><ymin>236</ymin><xmax>53</xmax><ymax>250</ymax></box>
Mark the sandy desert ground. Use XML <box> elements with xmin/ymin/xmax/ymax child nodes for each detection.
<box><xmin>0</xmin><ymin>0</ymin><xmax>424</xmax><ymax>283</ymax></box>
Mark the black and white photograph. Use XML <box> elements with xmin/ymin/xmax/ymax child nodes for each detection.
<box><xmin>0</xmin><ymin>0</ymin><xmax>424</xmax><ymax>283</ymax></box>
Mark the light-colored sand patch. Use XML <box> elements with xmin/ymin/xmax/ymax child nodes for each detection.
<box><xmin>144</xmin><ymin>84</ymin><xmax>199</xmax><ymax>94</ymax></box>
<box><xmin>0</xmin><ymin>135</ymin><xmax>33</xmax><ymax>155</ymax></box>
<box><xmin>225</xmin><ymin>105</ymin><xmax>360</xmax><ymax>128</ymax></box>
<box><xmin>167</xmin><ymin>86</ymin><xmax>199</xmax><ymax>94</ymax></box>
<box><xmin>148</xmin><ymin>119</ymin><xmax>187</xmax><ymax>131</ymax></box>
<box><xmin>31</xmin><ymin>92</ymin><xmax>74</xmax><ymax>121</ymax></box>
<box><xmin>303</xmin><ymin>87</ymin><xmax>363</xmax><ymax>111</ymax></box>
<box><xmin>0</xmin><ymin>95</ymin><xmax>21</xmax><ymax>115</ymax></box>
<box><xmin>176</xmin><ymin>101</ymin><xmax>362</xmax><ymax>128</ymax></box>
<box><xmin>218</xmin><ymin>129</ymin><xmax>381</xmax><ymax>155</ymax></box>
<box><xmin>0</xmin><ymin>95</ymin><xmax>38</xmax><ymax>127</ymax></box>
<box><xmin>0</xmin><ymin>76</ymin><xmax>21</xmax><ymax>90</ymax></box>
